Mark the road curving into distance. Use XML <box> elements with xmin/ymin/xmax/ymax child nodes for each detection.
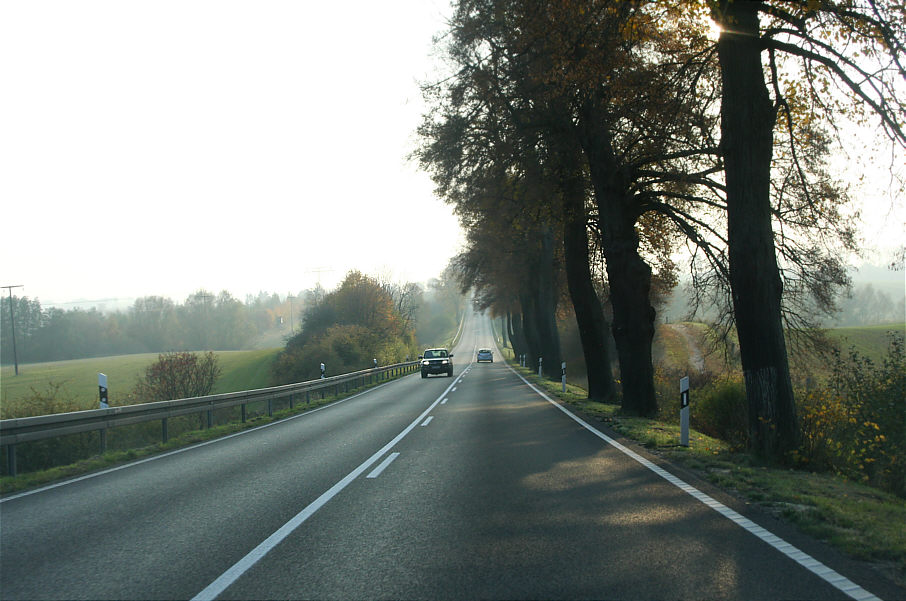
<box><xmin>1</xmin><ymin>308</ymin><xmax>902</xmax><ymax>600</ymax></box>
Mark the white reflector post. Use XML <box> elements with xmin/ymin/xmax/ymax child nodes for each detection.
<box><xmin>680</xmin><ymin>376</ymin><xmax>690</xmax><ymax>447</ymax></box>
<box><xmin>98</xmin><ymin>373</ymin><xmax>109</xmax><ymax>409</ymax></box>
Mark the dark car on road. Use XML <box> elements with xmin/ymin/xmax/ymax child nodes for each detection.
<box><xmin>477</xmin><ymin>349</ymin><xmax>493</xmax><ymax>363</ymax></box>
<box><xmin>420</xmin><ymin>348</ymin><xmax>453</xmax><ymax>378</ymax></box>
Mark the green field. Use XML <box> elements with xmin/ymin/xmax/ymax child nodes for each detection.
<box><xmin>653</xmin><ymin>322</ymin><xmax>905</xmax><ymax>375</ymax></box>
<box><xmin>825</xmin><ymin>324</ymin><xmax>906</xmax><ymax>362</ymax></box>
<box><xmin>0</xmin><ymin>349</ymin><xmax>282</xmax><ymax>418</ymax></box>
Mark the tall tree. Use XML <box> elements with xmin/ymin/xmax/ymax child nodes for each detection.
<box><xmin>710</xmin><ymin>0</ymin><xmax>905</xmax><ymax>461</ymax></box>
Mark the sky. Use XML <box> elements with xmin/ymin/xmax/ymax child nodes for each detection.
<box><xmin>1</xmin><ymin>0</ymin><xmax>463</xmax><ymax>308</ymax></box>
<box><xmin>1</xmin><ymin>2</ymin><xmax>903</xmax><ymax>311</ymax></box>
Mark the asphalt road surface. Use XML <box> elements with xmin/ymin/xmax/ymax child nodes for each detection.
<box><xmin>1</xmin><ymin>310</ymin><xmax>902</xmax><ymax>600</ymax></box>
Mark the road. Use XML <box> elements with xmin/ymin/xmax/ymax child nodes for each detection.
<box><xmin>0</xmin><ymin>310</ymin><xmax>900</xmax><ymax>600</ymax></box>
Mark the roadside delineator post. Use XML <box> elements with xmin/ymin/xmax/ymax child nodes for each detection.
<box><xmin>98</xmin><ymin>373</ymin><xmax>109</xmax><ymax>409</ymax></box>
<box><xmin>680</xmin><ymin>376</ymin><xmax>690</xmax><ymax>447</ymax></box>
<box><xmin>538</xmin><ymin>356</ymin><xmax>543</xmax><ymax>377</ymax></box>
<box><xmin>98</xmin><ymin>373</ymin><xmax>109</xmax><ymax>453</ymax></box>
<box><xmin>561</xmin><ymin>362</ymin><xmax>566</xmax><ymax>392</ymax></box>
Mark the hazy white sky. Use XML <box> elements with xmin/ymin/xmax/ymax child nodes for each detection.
<box><xmin>1</xmin><ymin>2</ymin><xmax>902</xmax><ymax>309</ymax></box>
<box><xmin>1</xmin><ymin>0</ymin><xmax>463</xmax><ymax>306</ymax></box>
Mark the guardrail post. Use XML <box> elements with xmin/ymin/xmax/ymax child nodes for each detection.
<box><xmin>162</xmin><ymin>418</ymin><xmax>169</xmax><ymax>443</ymax></box>
<box><xmin>306</xmin><ymin>391</ymin><xmax>310</xmax><ymax>404</ymax></box>
<box><xmin>289</xmin><ymin>394</ymin><xmax>294</xmax><ymax>410</ymax></box>
<box><xmin>267</xmin><ymin>399</ymin><xmax>273</xmax><ymax>417</ymax></box>
<box><xmin>241</xmin><ymin>404</ymin><xmax>247</xmax><ymax>423</ymax></box>
<box><xmin>100</xmin><ymin>428</ymin><xmax>107</xmax><ymax>454</ymax></box>
<box><xmin>207</xmin><ymin>407</ymin><xmax>213</xmax><ymax>429</ymax></box>
<box><xmin>6</xmin><ymin>444</ymin><xmax>16</xmax><ymax>477</ymax></box>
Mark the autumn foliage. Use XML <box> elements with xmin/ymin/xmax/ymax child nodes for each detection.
<box><xmin>795</xmin><ymin>333</ymin><xmax>906</xmax><ymax>497</ymax></box>
<box><xmin>272</xmin><ymin>271</ymin><xmax>420</xmax><ymax>383</ymax></box>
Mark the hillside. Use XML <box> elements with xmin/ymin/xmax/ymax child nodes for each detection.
<box><xmin>654</xmin><ymin>322</ymin><xmax>905</xmax><ymax>377</ymax></box>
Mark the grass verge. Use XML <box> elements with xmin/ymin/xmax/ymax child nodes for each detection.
<box><xmin>508</xmin><ymin>361</ymin><xmax>906</xmax><ymax>587</ymax></box>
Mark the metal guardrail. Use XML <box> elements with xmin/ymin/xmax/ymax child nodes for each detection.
<box><xmin>1</xmin><ymin>361</ymin><xmax>420</xmax><ymax>477</ymax></box>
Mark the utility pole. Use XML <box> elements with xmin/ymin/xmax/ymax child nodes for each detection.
<box><xmin>287</xmin><ymin>294</ymin><xmax>295</xmax><ymax>334</ymax></box>
<box><xmin>2</xmin><ymin>285</ymin><xmax>24</xmax><ymax>376</ymax></box>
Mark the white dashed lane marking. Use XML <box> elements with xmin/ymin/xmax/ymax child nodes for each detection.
<box><xmin>366</xmin><ymin>452</ymin><xmax>401</xmax><ymax>479</ymax></box>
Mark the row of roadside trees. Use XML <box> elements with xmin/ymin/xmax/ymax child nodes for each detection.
<box><xmin>415</xmin><ymin>0</ymin><xmax>904</xmax><ymax>462</ymax></box>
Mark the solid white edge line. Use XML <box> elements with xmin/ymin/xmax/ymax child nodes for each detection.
<box><xmin>505</xmin><ymin>364</ymin><xmax>881</xmax><ymax>601</ymax></box>
<box><xmin>366</xmin><ymin>452</ymin><xmax>401</xmax><ymax>479</ymax></box>
<box><xmin>191</xmin><ymin>370</ymin><xmax>465</xmax><ymax>601</ymax></box>
<box><xmin>1</xmin><ymin>376</ymin><xmax>404</xmax><ymax>504</ymax></box>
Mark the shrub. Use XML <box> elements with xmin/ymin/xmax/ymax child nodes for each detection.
<box><xmin>692</xmin><ymin>379</ymin><xmax>749</xmax><ymax>450</ymax></box>
<box><xmin>653</xmin><ymin>366</ymin><xmax>717</xmax><ymax>423</ymax></box>
<box><xmin>0</xmin><ymin>383</ymin><xmax>98</xmax><ymax>475</ymax></box>
<box><xmin>0</xmin><ymin>381</ymin><xmax>89</xmax><ymax>419</ymax></box>
<box><xmin>796</xmin><ymin>332</ymin><xmax>905</xmax><ymax>497</ymax></box>
<box><xmin>131</xmin><ymin>351</ymin><xmax>221</xmax><ymax>403</ymax></box>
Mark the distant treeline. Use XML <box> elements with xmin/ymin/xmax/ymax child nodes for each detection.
<box><xmin>832</xmin><ymin>284</ymin><xmax>906</xmax><ymax>327</ymax></box>
<box><xmin>0</xmin><ymin>290</ymin><xmax>300</xmax><ymax>364</ymax></box>
<box><xmin>1</xmin><ymin>275</ymin><xmax>465</xmax><ymax>366</ymax></box>
<box><xmin>663</xmin><ymin>281</ymin><xmax>904</xmax><ymax>328</ymax></box>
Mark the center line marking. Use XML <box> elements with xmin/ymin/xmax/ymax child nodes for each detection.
<box><xmin>367</xmin><ymin>452</ymin><xmax>400</xmax><ymax>479</ymax></box>
<box><xmin>192</xmin><ymin>370</ymin><xmax>465</xmax><ymax>601</ymax></box>
<box><xmin>421</xmin><ymin>416</ymin><xmax>434</xmax><ymax>426</ymax></box>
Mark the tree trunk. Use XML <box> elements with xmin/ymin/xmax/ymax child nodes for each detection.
<box><xmin>562</xmin><ymin>176</ymin><xmax>617</xmax><ymax>402</ymax></box>
<box><xmin>536</xmin><ymin>226</ymin><xmax>563</xmax><ymax>380</ymax></box>
<box><xmin>578</xmin><ymin>104</ymin><xmax>658</xmax><ymax>416</ymax></box>
<box><xmin>716</xmin><ymin>0</ymin><xmax>798</xmax><ymax>461</ymax></box>
<box><xmin>508</xmin><ymin>311</ymin><xmax>528</xmax><ymax>362</ymax></box>
<box><xmin>599</xmin><ymin>206</ymin><xmax>658</xmax><ymax>416</ymax></box>
<box><xmin>519</xmin><ymin>293</ymin><xmax>542</xmax><ymax>368</ymax></box>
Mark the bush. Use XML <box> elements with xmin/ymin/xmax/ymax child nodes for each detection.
<box><xmin>653</xmin><ymin>367</ymin><xmax>747</xmax><ymax>450</ymax></box>
<box><xmin>0</xmin><ymin>381</ymin><xmax>89</xmax><ymax>419</ymax></box>
<box><xmin>0</xmin><ymin>383</ymin><xmax>99</xmax><ymax>475</ymax></box>
<box><xmin>131</xmin><ymin>351</ymin><xmax>221</xmax><ymax>403</ymax></box>
<box><xmin>796</xmin><ymin>332</ymin><xmax>905</xmax><ymax>497</ymax></box>
<box><xmin>692</xmin><ymin>379</ymin><xmax>749</xmax><ymax>450</ymax></box>
<box><xmin>272</xmin><ymin>272</ymin><xmax>421</xmax><ymax>385</ymax></box>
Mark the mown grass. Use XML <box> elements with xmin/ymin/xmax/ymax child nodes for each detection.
<box><xmin>509</xmin><ymin>361</ymin><xmax>906</xmax><ymax>587</ymax></box>
<box><xmin>1</xmin><ymin>353</ymin><xmax>162</xmax><ymax>413</ymax></box>
<box><xmin>0</xmin><ymin>349</ymin><xmax>283</xmax><ymax>418</ymax></box>
<box><xmin>825</xmin><ymin>324</ymin><xmax>906</xmax><ymax>364</ymax></box>
<box><xmin>212</xmin><ymin>349</ymin><xmax>282</xmax><ymax>393</ymax></box>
